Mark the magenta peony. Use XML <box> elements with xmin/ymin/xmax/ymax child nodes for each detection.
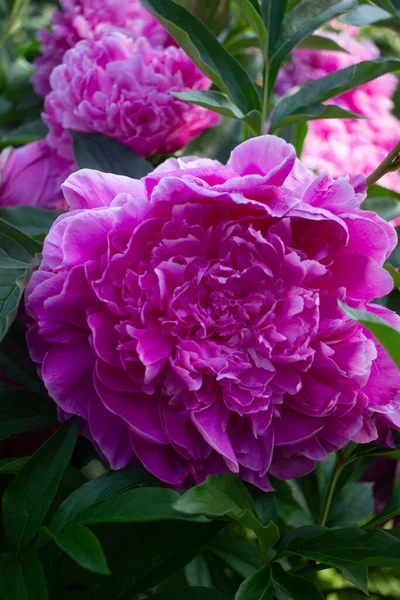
<box><xmin>43</xmin><ymin>32</ymin><xmax>220</xmax><ymax>161</ymax></box>
<box><xmin>275</xmin><ymin>24</ymin><xmax>400</xmax><ymax>192</ymax></box>
<box><xmin>0</xmin><ymin>140</ymin><xmax>74</xmax><ymax>210</ymax></box>
<box><xmin>25</xmin><ymin>135</ymin><xmax>400</xmax><ymax>490</ymax></box>
<box><xmin>32</xmin><ymin>0</ymin><xmax>171</xmax><ymax>97</ymax></box>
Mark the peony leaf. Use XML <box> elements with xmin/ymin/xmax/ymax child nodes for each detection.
<box><xmin>175</xmin><ymin>473</ymin><xmax>279</xmax><ymax>552</ymax></box>
<box><xmin>235</xmin><ymin>563</ymin><xmax>273</xmax><ymax>600</ymax></box>
<box><xmin>0</xmin><ymin>549</ymin><xmax>48</xmax><ymax>600</ymax></box>
<box><xmin>296</xmin><ymin>34</ymin><xmax>350</xmax><ymax>53</ymax></box>
<box><xmin>384</xmin><ymin>263</ymin><xmax>400</xmax><ymax>287</ymax></box>
<box><xmin>72</xmin><ymin>133</ymin><xmax>153</xmax><ymax>179</ymax></box>
<box><xmin>0</xmin><ymin>388</ymin><xmax>58</xmax><ymax>440</ymax></box>
<box><xmin>89</xmin><ymin>520</ymin><xmax>224</xmax><ymax>598</ymax></box>
<box><xmin>172</xmin><ymin>90</ymin><xmax>262</xmax><ymax>134</ymax></box>
<box><xmin>48</xmin><ymin>464</ymin><xmax>151</xmax><ymax>532</ymax></box>
<box><xmin>2</xmin><ymin>418</ymin><xmax>77</xmax><ymax>554</ymax></box>
<box><xmin>151</xmin><ymin>589</ymin><xmax>230</xmax><ymax>600</ymax></box>
<box><xmin>271</xmin><ymin>58</ymin><xmax>400</xmax><ymax>131</ymax></box>
<box><xmin>43</xmin><ymin>524</ymin><xmax>110</xmax><ymax>575</ymax></box>
<box><xmin>140</xmin><ymin>0</ymin><xmax>260</xmax><ymax>114</ymax></box>
<box><xmin>0</xmin><ymin>219</ymin><xmax>41</xmax><ymax>341</ymax></box>
<box><xmin>364</xmin><ymin>470</ymin><xmax>400</xmax><ymax>529</ymax></box>
<box><xmin>338</xmin><ymin>301</ymin><xmax>400</xmax><ymax>369</ymax></box>
<box><xmin>277</xmin><ymin>525</ymin><xmax>400</xmax><ymax>568</ymax></box>
<box><xmin>234</xmin><ymin>0</ymin><xmax>268</xmax><ymax>53</ymax></box>
<box><xmin>328</xmin><ymin>482</ymin><xmax>374</xmax><ymax>527</ymax></box>
<box><xmin>208</xmin><ymin>533</ymin><xmax>261</xmax><ymax>578</ymax></box>
<box><xmin>269</xmin><ymin>0</ymin><xmax>357</xmax><ymax>83</ymax></box>
<box><xmin>342</xmin><ymin>5</ymin><xmax>392</xmax><ymax>25</ymax></box>
<box><xmin>261</xmin><ymin>0</ymin><xmax>289</xmax><ymax>53</ymax></box>
<box><xmin>363</xmin><ymin>184</ymin><xmax>400</xmax><ymax>221</ymax></box>
<box><xmin>271</xmin><ymin>103</ymin><xmax>365</xmax><ymax>131</ymax></box>
<box><xmin>185</xmin><ymin>0</ymin><xmax>231</xmax><ymax>35</ymax></box>
<box><xmin>0</xmin><ymin>206</ymin><xmax>61</xmax><ymax>239</ymax></box>
<box><xmin>271</xmin><ymin>563</ymin><xmax>324</xmax><ymax>600</ymax></box>
<box><xmin>340</xmin><ymin>567</ymin><xmax>369</xmax><ymax>595</ymax></box>
<box><xmin>65</xmin><ymin>487</ymin><xmax>208</xmax><ymax>526</ymax></box>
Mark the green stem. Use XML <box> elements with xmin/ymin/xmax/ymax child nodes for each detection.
<box><xmin>260</xmin><ymin>61</ymin><xmax>270</xmax><ymax>135</ymax></box>
<box><xmin>366</xmin><ymin>141</ymin><xmax>400</xmax><ymax>187</ymax></box>
<box><xmin>320</xmin><ymin>456</ymin><xmax>344</xmax><ymax>527</ymax></box>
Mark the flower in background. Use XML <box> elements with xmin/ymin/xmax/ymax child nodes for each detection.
<box><xmin>32</xmin><ymin>0</ymin><xmax>172</xmax><ymax>97</ymax></box>
<box><xmin>362</xmin><ymin>456</ymin><xmax>400</xmax><ymax>519</ymax></box>
<box><xmin>43</xmin><ymin>32</ymin><xmax>220</xmax><ymax>160</ymax></box>
<box><xmin>275</xmin><ymin>23</ymin><xmax>400</xmax><ymax>192</ymax></box>
<box><xmin>25</xmin><ymin>135</ymin><xmax>400</xmax><ymax>490</ymax></box>
<box><xmin>0</xmin><ymin>140</ymin><xmax>74</xmax><ymax>210</ymax></box>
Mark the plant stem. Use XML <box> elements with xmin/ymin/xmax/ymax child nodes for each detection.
<box><xmin>366</xmin><ymin>141</ymin><xmax>400</xmax><ymax>187</ymax></box>
<box><xmin>320</xmin><ymin>456</ymin><xmax>344</xmax><ymax>527</ymax></box>
<box><xmin>260</xmin><ymin>61</ymin><xmax>270</xmax><ymax>135</ymax></box>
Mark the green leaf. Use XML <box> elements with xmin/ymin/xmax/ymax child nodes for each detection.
<box><xmin>365</xmin><ymin>469</ymin><xmax>400</xmax><ymax>528</ymax></box>
<box><xmin>269</xmin><ymin>0</ymin><xmax>356</xmax><ymax>81</ymax></box>
<box><xmin>208</xmin><ymin>533</ymin><xmax>261</xmax><ymax>578</ymax></box>
<box><xmin>340</xmin><ymin>567</ymin><xmax>369</xmax><ymax>595</ymax></box>
<box><xmin>339</xmin><ymin>301</ymin><xmax>400</xmax><ymax>369</ymax></box>
<box><xmin>186</xmin><ymin>0</ymin><xmax>231</xmax><ymax>35</ymax></box>
<box><xmin>0</xmin><ymin>388</ymin><xmax>58</xmax><ymax>440</ymax></box>
<box><xmin>2</xmin><ymin>419</ymin><xmax>77</xmax><ymax>554</ymax></box>
<box><xmin>44</xmin><ymin>524</ymin><xmax>110</xmax><ymax>575</ymax></box>
<box><xmin>271</xmin><ymin>563</ymin><xmax>324</xmax><ymax>600</ymax></box>
<box><xmin>172</xmin><ymin>90</ymin><xmax>261</xmax><ymax>133</ymax></box>
<box><xmin>363</xmin><ymin>184</ymin><xmax>400</xmax><ymax>221</ymax></box>
<box><xmin>0</xmin><ymin>456</ymin><xmax>29</xmax><ymax>475</ymax></box>
<box><xmin>270</xmin><ymin>478</ymin><xmax>314</xmax><ymax>527</ymax></box>
<box><xmin>67</xmin><ymin>487</ymin><xmax>207</xmax><ymax>525</ymax></box>
<box><xmin>278</xmin><ymin>525</ymin><xmax>400</xmax><ymax>568</ymax></box>
<box><xmin>384</xmin><ymin>263</ymin><xmax>400</xmax><ymax>287</ymax></box>
<box><xmin>0</xmin><ymin>549</ymin><xmax>48</xmax><ymax>600</ymax></box>
<box><xmin>271</xmin><ymin>58</ymin><xmax>400</xmax><ymax>131</ymax></box>
<box><xmin>296</xmin><ymin>34</ymin><xmax>349</xmax><ymax>52</ymax></box>
<box><xmin>72</xmin><ymin>133</ymin><xmax>153</xmax><ymax>178</ymax></box>
<box><xmin>343</xmin><ymin>5</ymin><xmax>391</xmax><ymax>26</ymax></box>
<box><xmin>261</xmin><ymin>0</ymin><xmax>289</xmax><ymax>53</ymax></box>
<box><xmin>47</xmin><ymin>464</ymin><xmax>151</xmax><ymax>532</ymax></box>
<box><xmin>328</xmin><ymin>482</ymin><xmax>374</xmax><ymax>527</ymax></box>
<box><xmin>271</xmin><ymin>102</ymin><xmax>365</xmax><ymax>131</ymax></box>
<box><xmin>0</xmin><ymin>321</ymin><xmax>45</xmax><ymax>393</ymax></box>
<box><xmin>276</xmin><ymin>122</ymin><xmax>308</xmax><ymax>157</ymax></box>
<box><xmin>140</xmin><ymin>0</ymin><xmax>260</xmax><ymax>114</ymax></box>
<box><xmin>151</xmin><ymin>589</ymin><xmax>230</xmax><ymax>600</ymax></box>
<box><xmin>235</xmin><ymin>563</ymin><xmax>273</xmax><ymax>600</ymax></box>
<box><xmin>89</xmin><ymin>520</ymin><xmax>224</xmax><ymax>598</ymax></box>
<box><xmin>175</xmin><ymin>473</ymin><xmax>279</xmax><ymax>552</ymax></box>
<box><xmin>0</xmin><ymin>219</ymin><xmax>42</xmax><ymax>341</ymax></box>
<box><xmin>234</xmin><ymin>0</ymin><xmax>268</xmax><ymax>53</ymax></box>
<box><xmin>0</xmin><ymin>206</ymin><xmax>61</xmax><ymax>239</ymax></box>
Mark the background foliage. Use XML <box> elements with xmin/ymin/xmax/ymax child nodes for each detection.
<box><xmin>0</xmin><ymin>0</ymin><xmax>400</xmax><ymax>598</ymax></box>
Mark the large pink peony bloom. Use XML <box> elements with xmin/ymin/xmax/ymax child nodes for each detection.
<box><xmin>0</xmin><ymin>140</ymin><xmax>74</xmax><ymax>210</ymax></box>
<box><xmin>275</xmin><ymin>24</ymin><xmax>400</xmax><ymax>192</ymax></box>
<box><xmin>25</xmin><ymin>135</ymin><xmax>400</xmax><ymax>490</ymax></box>
<box><xmin>32</xmin><ymin>0</ymin><xmax>171</xmax><ymax>97</ymax></box>
<box><xmin>43</xmin><ymin>32</ymin><xmax>220</xmax><ymax>161</ymax></box>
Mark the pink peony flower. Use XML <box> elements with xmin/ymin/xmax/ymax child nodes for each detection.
<box><xmin>43</xmin><ymin>32</ymin><xmax>220</xmax><ymax>161</ymax></box>
<box><xmin>0</xmin><ymin>140</ymin><xmax>75</xmax><ymax>210</ymax></box>
<box><xmin>25</xmin><ymin>135</ymin><xmax>400</xmax><ymax>490</ymax></box>
<box><xmin>32</xmin><ymin>0</ymin><xmax>172</xmax><ymax>97</ymax></box>
<box><xmin>275</xmin><ymin>24</ymin><xmax>400</xmax><ymax>192</ymax></box>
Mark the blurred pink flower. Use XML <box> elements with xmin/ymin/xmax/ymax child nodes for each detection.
<box><xmin>43</xmin><ymin>32</ymin><xmax>220</xmax><ymax>160</ymax></box>
<box><xmin>275</xmin><ymin>24</ymin><xmax>400</xmax><ymax>192</ymax></box>
<box><xmin>32</xmin><ymin>0</ymin><xmax>172</xmax><ymax>97</ymax></box>
<box><xmin>0</xmin><ymin>140</ymin><xmax>74</xmax><ymax>210</ymax></box>
<box><xmin>25</xmin><ymin>135</ymin><xmax>400</xmax><ymax>490</ymax></box>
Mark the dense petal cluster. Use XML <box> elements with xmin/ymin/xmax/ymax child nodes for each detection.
<box><xmin>32</xmin><ymin>0</ymin><xmax>171</xmax><ymax>97</ymax></box>
<box><xmin>275</xmin><ymin>24</ymin><xmax>400</xmax><ymax>192</ymax></box>
<box><xmin>0</xmin><ymin>140</ymin><xmax>74</xmax><ymax>209</ymax></box>
<box><xmin>43</xmin><ymin>32</ymin><xmax>220</xmax><ymax>160</ymax></box>
<box><xmin>25</xmin><ymin>135</ymin><xmax>400</xmax><ymax>490</ymax></box>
